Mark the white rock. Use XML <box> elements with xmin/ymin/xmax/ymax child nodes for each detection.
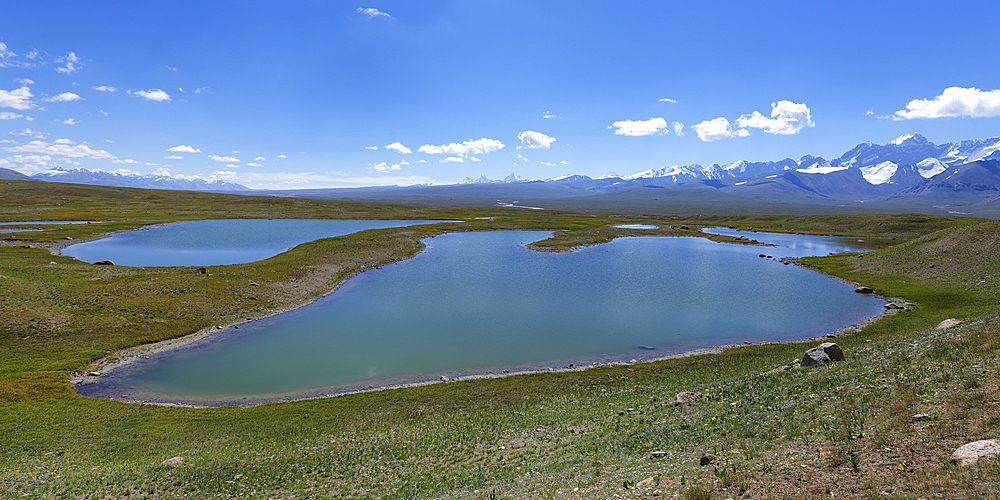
<box><xmin>952</xmin><ymin>440</ymin><xmax>1000</xmax><ymax>466</ymax></box>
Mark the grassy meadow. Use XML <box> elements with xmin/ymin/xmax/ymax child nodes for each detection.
<box><xmin>1</xmin><ymin>180</ymin><xmax>999</xmax><ymax>499</ymax></box>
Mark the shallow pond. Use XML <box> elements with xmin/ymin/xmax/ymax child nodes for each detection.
<box><xmin>80</xmin><ymin>229</ymin><xmax>886</xmax><ymax>406</ymax></box>
<box><xmin>62</xmin><ymin>219</ymin><xmax>452</xmax><ymax>267</ymax></box>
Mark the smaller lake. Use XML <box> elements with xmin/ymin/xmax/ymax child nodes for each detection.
<box><xmin>62</xmin><ymin>219</ymin><xmax>453</xmax><ymax>267</ymax></box>
<box><xmin>80</xmin><ymin>229</ymin><xmax>886</xmax><ymax>406</ymax></box>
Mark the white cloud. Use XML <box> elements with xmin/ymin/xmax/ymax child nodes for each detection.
<box><xmin>0</xmin><ymin>112</ymin><xmax>24</xmax><ymax>120</ymax></box>
<box><xmin>517</xmin><ymin>130</ymin><xmax>556</xmax><ymax>149</ymax></box>
<box><xmin>542</xmin><ymin>111</ymin><xmax>559</xmax><ymax>119</ymax></box>
<box><xmin>167</xmin><ymin>66</ymin><xmax>178</xmax><ymax>72</ymax></box>
<box><xmin>16</xmin><ymin>78</ymin><xmax>34</xmax><ymax>85</ymax></box>
<box><xmin>225</xmin><ymin>163</ymin><xmax>240</xmax><ymax>168</ymax></box>
<box><xmin>893</xmin><ymin>86</ymin><xmax>1000</xmax><ymax>120</ymax></box>
<box><xmin>442</xmin><ymin>156</ymin><xmax>464</xmax><ymax>163</ymax></box>
<box><xmin>693</xmin><ymin>117</ymin><xmax>742</xmax><ymax>142</ymax></box>
<box><xmin>63</xmin><ymin>118</ymin><xmax>78</xmax><ymax>125</ymax></box>
<box><xmin>253</xmin><ymin>156</ymin><xmax>266</xmax><ymax>161</ymax></box>
<box><xmin>735</xmin><ymin>100</ymin><xmax>814</xmax><ymax>135</ymax></box>
<box><xmin>365</xmin><ymin>145</ymin><xmax>379</xmax><ymax>150</ymax></box>
<box><xmin>55</xmin><ymin>52</ymin><xmax>82</xmax><ymax>74</ymax></box>
<box><xmin>671</xmin><ymin>121</ymin><xmax>684</xmax><ymax>135</ymax></box>
<box><xmin>370</xmin><ymin>161</ymin><xmax>401</xmax><ymax>173</ymax></box>
<box><xmin>247</xmin><ymin>162</ymin><xmax>261</xmax><ymax>167</ymax></box>
<box><xmin>659</xmin><ymin>98</ymin><xmax>677</xmax><ymax>103</ymax></box>
<box><xmin>46</xmin><ymin>92</ymin><xmax>82</xmax><ymax>103</ymax></box>
<box><xmin>10</xmin><ymin>128</ymin><xmax>46</xmax><ymax>138</ymax></box>
<box><xmin>54</xmin><ymin>138</ymin><xmax>74</xmax><ymax>144</ymax></box>
<box><xmin>92</xmin><ymin>86</ymin><xmax>116</xmax><ymax>92</ymax></box>
<box><xmin>418</xmin><ymin>138</ymin><xmax>504</xmax><ymax>156</ymax></box>
<box><xmin>470</xmin><ymin>157</ymin><xmax>481</xmax><ymax>162</ymax></box>
<box><xmin>168</xmin><ymin>145</ymin><xmax>201</xmax><ymax>153</ymax></box>
<box><xmin>0</xmin><ymin>154</ymin><xmax>54</xmax><ymax>174</ymax></box>
<box><xmin>112</xmin><ymin>158</ymin><xmax>139</xmax><ymax>164</ymax></box>
<box><xmin>5</xmin><ymin>140</ymin><xmax>116</xmax><ymax>159</ymax></box>
<box><xmin>357</xmin><ymin>7</ymin><xmax>391</xmax><ymax>18</ymax></box>
<box><xmin>384</xmin><ymin>141</ymin><xmax>412</xmax><ymax>154</ymax></box>
<box><xmin>0</xmin><ymin>43</ymin><xmax>17</xmax><ymax>67</ymax></box>
<box><xmin>209</xmin><ymin>155</ymin><xmax>239</xmax><ymax>162</ymax></box>
<box><xmin>610</xmin><ymin>117</ymin><xmax>669</xmax><ymax>136</ymax></box>
<box><xmin>540</xmin><ymin>161</ymin><xmax>556</xmax><ymax>166</ymax></box>
<box><xmin>276</xmin><ymin>154</ymin><xmax>287</xmax><ymax>158</ymax></box>
<box><xmin>0</xmin><ymin>86</ymin><xmax>35</xmax><ymax>110</ymax></box>
<box><xmin>560</xmin><ymin>160</ymin><xmax>568</xmax><ymax>164</ymax></box>
<box><xmin>164</xmin><ymin>155</ymin><xmax>183</xmax><ymax>160</ymax></box>
<box><xmin>517</xmin><ymin>154</ymin><xmax>529</xmax><ymax>162</ymax></box>
<box><xmin>129</xmin><ymin>89</ymin><xmax>171</xmax><ymax>102</ymax></box>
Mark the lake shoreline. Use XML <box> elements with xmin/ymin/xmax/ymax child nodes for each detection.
<box><xmin>72</xmin><ymin>229</ymin><xmax>908</xmax><ymax>408</ymax></box>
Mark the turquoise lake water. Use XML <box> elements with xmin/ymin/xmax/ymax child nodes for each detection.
<box><xmin>79</xmin><ymin>228</ymin><xmax>886</xmax><ymax>406</ymax></box>
<box><xmin>62</xmin><ymin>219</ymin><xmax>451</xmax><ymax>267</ymax></box>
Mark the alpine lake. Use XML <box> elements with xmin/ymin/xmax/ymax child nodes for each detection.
<box><xmin>72</xmin><ymin>221</ymin><xmax>888</xmax><ymax>406</ymax></box>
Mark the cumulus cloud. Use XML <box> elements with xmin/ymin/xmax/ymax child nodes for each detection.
<box><xmin>357</xmin><ymin>7</ymin><xmax>391</xmax><ymax>18</ymax></box>
<box><xmin>0</xmin><ymin>86</ymin><xmax>35</xmax><ymax>110</ymax></box>
<box><xmin>254</xmin><ymin>156</ymin><xmax>266</xmax><ymax>161</ymax></box>
<box><xmin>0</xmin><ymin>112</ymin><xmax>24</xmax><ymax>120</ymax></box>
<box><xmin>92</xmin><ymin>85</ymin><xmax>116</xmax><ymax>92</ymax></box>
<box><xmin>893</xmin><ymin>86</ymin><xmax>1000</xmax><ymax>120</ymax></box>
<box><xmin>369</xmin><ymin>161</ymin><xmax>401</xmax><ymax>173</ymax></box>
<box><xmin>276</xmin><ymin>154</ymin><xmax>287</xmax><ymax>158</ymax></box>
<box><xmin>418</xmin><ymin>138</ymin><xmax>505</xmax><ymax>156</ymax></box>
<box><xmin>365</xmin><ymin>145</ymin><xmax>379</xmax><ymax>150</ymax></box>
<box><xmin>542</xmin><ymin>111</ymin><xmax>559</xmax><ymax>119</ymax></box>
<box><xmin>692</xmin><ymin>117</ymin><xmax>747</xmax><ymax>142</ymax></box>
<box><xmin>517</xmin><ymin>130</ymin><xmax>556</xmax><ymax>149</ymax></box>
<box><xmin>209</xmin><ymin>155</ymin><xmax>239</xmax><ymax>162</ymax></box>
<box><xmin>112</xmin><ymin>158</ymin><xmax>139</xmax><ymax>164</ymax></box>
<box><xmin>442</xmin><ymin>156</ymin><xmax>464</xmax><ymax>163</ymax></box>
<box><xmin>168</xmin><ymin>145</ymin><xmax>201</xmax><ymax>153</ymax></box>
<box><xmin>16</xmin><ymin>78</ymin><xmax>34</xmax><ymax>85</ymax></box>
<box><xmin>63</xmin><ymin>118</ymin><xmax>78</xmax><ymax>125</ymax></box>
<box><xmin>671</xmin><ymin>121</ymin><xmax>684</xmax><ymax>135</ymax></box>
<box><xmin>55</xmin><ymin>52</ymin><xmax>82</xmax><ymax>74</ymax></box>
<box><xmin>735</xmin><ymin>100</ymin><xmax>814</xmax><ymax>135</ymax></box>
<box><xmin>247</xmin><ymin>162</ymin><xmax>261</xmax><ymax>167</ymax></box>
<box><xmin>384</xmin><ymin>141</ymin><xmax>412</xmax><ymax>154</ymax></box>
<box><xmin>610</xmin><ymin>117</ymin><xmax>669</xmax><ymax>136</ymax></box>
<box><xmin>129</xmin><ymin>89</ymin><xmax>171</xmax><ymax>102</ymax></box>
<box><xmin>660</xmin><ymin>98</ymin><xmax>677</xmax><ymax>103</ymax></box>
<box><xmin>0</xmin><ymin>154</ymin><xmax>55</xmax><ymax>174</ymax></box>
<box><xmin>5</xmin><ymin>139</ymin><xmax>116</xmax><ymax>159</ymax></box>
<box><xmin>47</xmin><ymin>92</ymin><xmax>82</xmax><ymax>103</ymax></box>
<box><xmin>164</xmin><ymin>155</ymin><xmax>183</xmax><ymax>160</ymax></box>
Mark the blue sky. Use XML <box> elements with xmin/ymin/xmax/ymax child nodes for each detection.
<box><xmin>2</xmin><ymin>1</ymin><xmax>999</xmax><ymax>189</ymax></box>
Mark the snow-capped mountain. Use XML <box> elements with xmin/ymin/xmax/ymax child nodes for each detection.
<box><xmin>31</xmin><ymin>167</ymin><xmax>251</xmax><ymax>192</ymax></box>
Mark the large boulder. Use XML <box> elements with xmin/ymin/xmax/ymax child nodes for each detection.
<box><xmin>672</xmin><ymin>391</ymin><xmax>704</xmax><ymax>405</ymax></box>
<box><xmin>935</xmin><ymin>318</ymin><xmax>965</xmax><ymax>330</ymax></box>
<box><xmin>952</xmin><ymin>440</ymin><xmax>1000</xmax><ymax>466</ymax></box>
<box><xmin>160</xmin><ymin>456</ymin><xmax>184</xmax><ymax>467</ymax></box>
<box><xmin>800</xmin><ymin>342</ymin><xmax>845</xmax><ymax>367</ymax></box>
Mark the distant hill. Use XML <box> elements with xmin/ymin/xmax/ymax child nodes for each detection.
<box><xmin>0</xmin><ymin>167</ymin><xmax>34</xmax><ymax>181</ymax></box>
<box><xmin>30</xmin><ymin>167</ymin><xmax>251</xmax><ymax>192</ymax></box>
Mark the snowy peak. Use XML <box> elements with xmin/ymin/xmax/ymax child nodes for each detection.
<box><xmin>31</xmin><ymin>167</ymin><xmax>250</xmax><ymax>191</ymax></box>
<box><xmin>890</xmin><ymin>133</ymin><xmax>928</xmax><ymax>146</ymax></box>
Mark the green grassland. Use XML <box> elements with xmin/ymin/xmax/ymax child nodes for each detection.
<box><xmin>1</xmin><ymin>180</ymin><xmax>998</xmax><ymax>499</ymax></box>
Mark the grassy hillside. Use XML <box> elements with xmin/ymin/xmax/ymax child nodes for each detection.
<box><xmin>1</xmin><ymin>181</ymin><xmax>998</xmax><ymax>499</ymax></box>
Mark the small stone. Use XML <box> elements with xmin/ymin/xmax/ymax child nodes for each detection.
<box><xmin>854</xmin><ymin>286</ymin><xmax>874</xmax><ymax>294</ymax></box>
<box><xmin>935</xmin><ymin>318</ymin><xmax>964</xmax><ymax>330</ymax></box>
<box><xmin>951</xmin><ymin>440</ymin><xmax>1000</xmax><ymax>466</ymax></box>
<box><xmin>912</xmin><ymin>413</ymin><xmax>931</xmax><ymax>421</ymax></box>
<box><xmin>884</xmin><ymin>303</ymin><xmax>904</xmax><ymax>310</ymax></box>
<box><xmin>650</xmin><ymin>450</ymin><xmax>667</xmax><ymax>458</ymax></box>
<box><xmin>440</xmin><ymin>376</ymin><xmax>449</xmax><ymax>382</ymax></box>
<box><xmin>700</xmin><ymin>453</ymin><xmax>719</xmax><ymax>466</ymax></box>
<box><xmin>160</xmin><ymin>457</ymin><xmax>184</xmax><ymax>467</ymax></box>
<box><xmin>88</xmin><ymin>371</ymin><xmax>100</xmax><ymax>377</ymax></box>
<box><xmin>672</xmin><ymin>391</ymin><xmax>703</xmax><ymax>405</ymax></box>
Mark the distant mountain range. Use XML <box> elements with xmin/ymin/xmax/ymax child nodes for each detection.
<box><xmin>276</xmin><ymin>133</ymin><xmax>1000</xmax><ymax>218</ymax></box>
<box><xmin>6</xmin><ymin>134</ymin><xmax>1000</xmax><ymax>217</ymax></box>
<box><xmin>13</xmin><ymin>167</ymin><xmax>251</xmax><ymax>192</ymax></box>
